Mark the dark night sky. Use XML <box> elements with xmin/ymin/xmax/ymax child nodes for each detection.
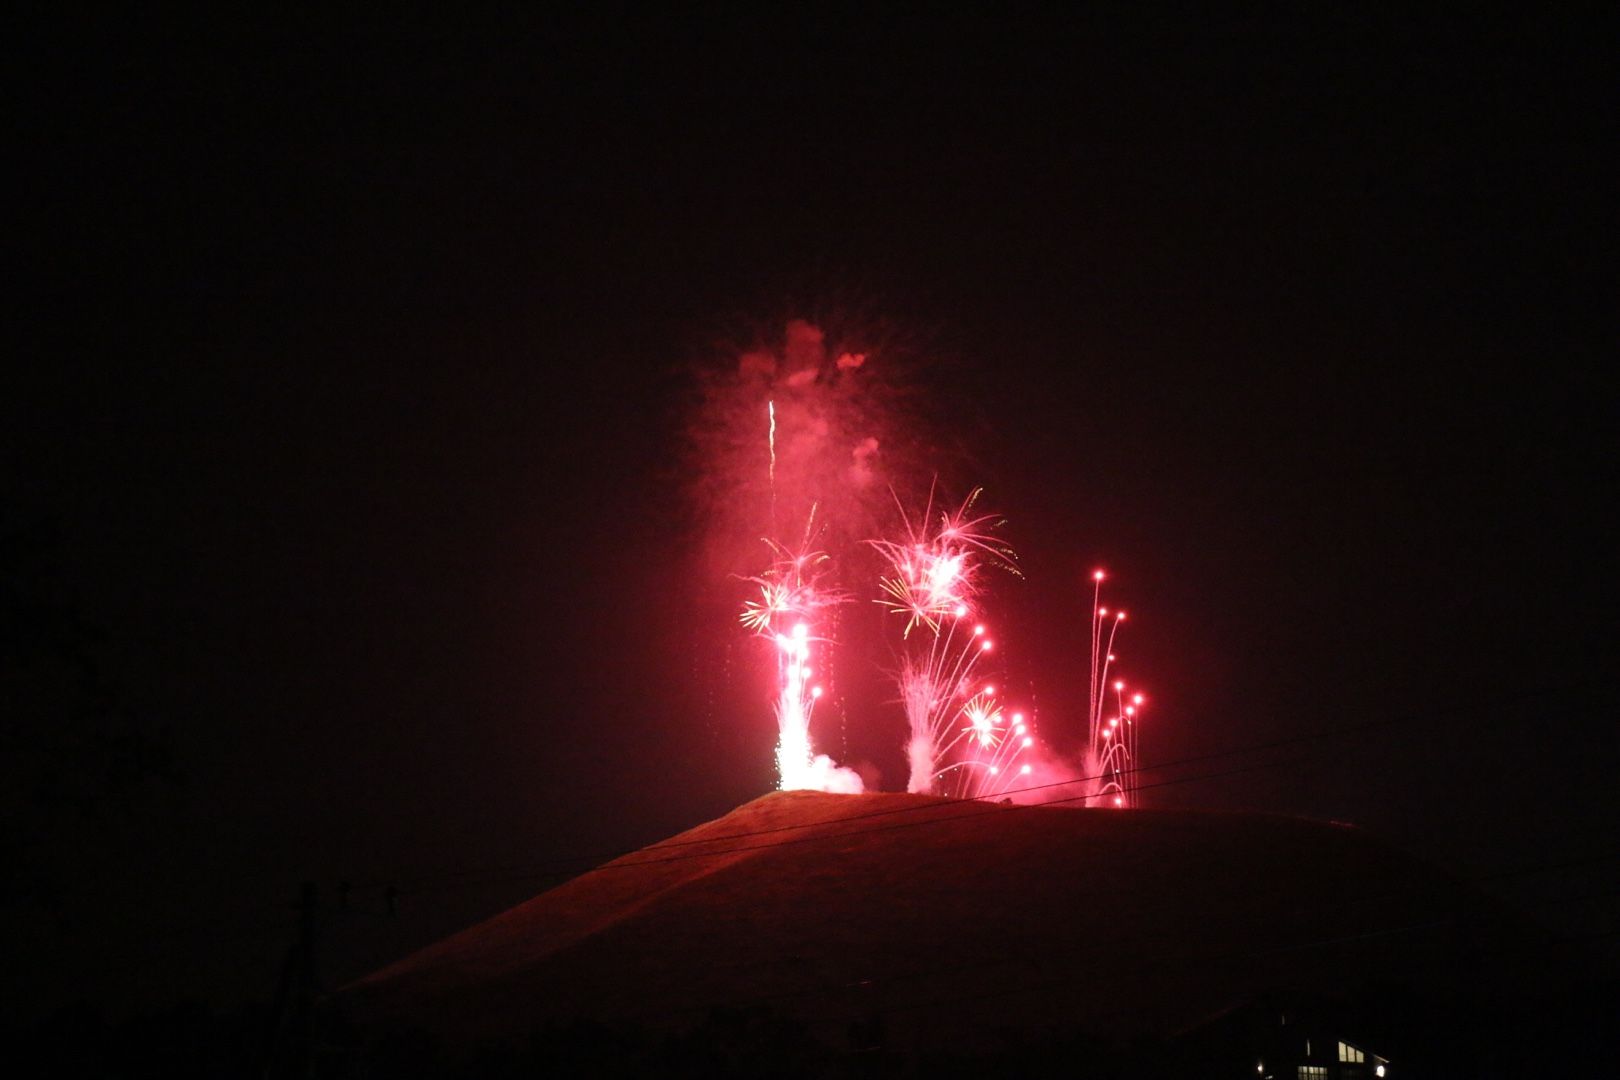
<box><xmin>6</xmin><ymin>11</ymin><xmax>1616</xmax><ymax>1016</ymax></box>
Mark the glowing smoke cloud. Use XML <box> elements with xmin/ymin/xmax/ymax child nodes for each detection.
<box><xmin>740</xmin><ymin>523</ymin><xmax>863</xmax><ymax>793</ymax></box>
<box><xmin>691</xmin><ymin>319</ymin><xmax>921</xmax><ymax>581</ymax></box>
<box><xmin>698</xmin><ymin>319</ymin><xmax>922</xmax><ymax>791</ymax></box>
<box><xmin>871</xmin><ymin>488</ymin><xmax>1027</xmax><ymax>794</ymax></box>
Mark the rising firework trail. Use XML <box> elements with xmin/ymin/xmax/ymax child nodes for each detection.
<box><xmin>1086</xmin><ymin>571</ymin><xmax>1145</xmax><ymax>807</ymax></box>
<box><xmin>871</xmin><ymin>487</ymin><xmax>1027</xmax><ymax>794</ymax></box>
<box><xmin>767</xmin><ymin>398</ymin><xmax>777</xmax><ymax>529</ymax></box>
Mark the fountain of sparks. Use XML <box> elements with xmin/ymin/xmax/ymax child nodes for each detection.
<box><xmin>871</xmin><ymin>488</ymin><xmax>1032</xmax><ymax>796</ymax></box>
<box><xmin>740</xmin><ymin>523</ymin><xmax>862</xmax><ymax>793</ymax></box>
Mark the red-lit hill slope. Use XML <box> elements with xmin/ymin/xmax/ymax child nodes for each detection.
<box><xmin>342</xmin><ymin>791</ymin><xmax>1541</xmax><ymax>1051</ymax></box>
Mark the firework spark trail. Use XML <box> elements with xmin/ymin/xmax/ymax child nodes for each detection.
<box><xmin>767</xmin><ymin>399</ymin><xmax>777</xmax><ymax>531</ymax></box>
<box><xmin>894</xmin><ymin>617</ymin><xmax>995</xmax><ymax>794</ymax></box>
<box><xmin>1086</xmin><ymin>571</ymin><xmax>1145</xmax><ymax>807</ymax></box>
<box><xmin>931</xmin><ymin>686</ymin><xmax>1041</xmax><ymax>799</ymax></box>
<box><xmin>872</xmin><ymin>488</ymin><xmax>1030</xmax><ymax>795</ymax></box>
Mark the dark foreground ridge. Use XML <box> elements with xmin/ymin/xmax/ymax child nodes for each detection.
<box><xmin>326</xmin><ymin>791</ymin><xmax>1611</xmax><ymax>1075</ymax></box>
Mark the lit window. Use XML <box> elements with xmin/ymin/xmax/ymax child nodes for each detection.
<box><xmin>1298</xmin><ymin>1069</ymin><xmax>1326</xmax><ymax>1080</ymax></box>
<box><xmin>1338</xmin><ymin>1042</ymin><xmax>1365</xmax><ymax>1064</ymax></box>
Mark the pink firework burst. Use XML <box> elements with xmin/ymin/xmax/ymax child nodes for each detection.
<box><xmin>870</xmin><ymin>485</ymin><xmax>1019</xmax><ymax>638</ymax></box>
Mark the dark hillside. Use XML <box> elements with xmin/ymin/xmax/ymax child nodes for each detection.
<box><xmin>344</xmin><ymin>791</ymin><xmax>1554</xmax><ymax>1054</ymax></box>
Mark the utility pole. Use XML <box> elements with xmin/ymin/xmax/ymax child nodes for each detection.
<box><xmin>294</xmin><ymin>880</ymin><xmax>317</xmax><ymax>1078</ymax></box>
<box><xmin>263</xmin><ymin>881</ymin><xmax>319</xmax><ymax>1079</ymax></box>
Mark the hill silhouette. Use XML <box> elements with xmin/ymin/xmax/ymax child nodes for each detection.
<box><xmin>342</xmin><ymin>790</ymin><xmax>1556</xmax><ymax>1056</ymax></box>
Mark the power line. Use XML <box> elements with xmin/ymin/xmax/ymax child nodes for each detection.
<box><xmin>388</xmin><ymin>754</ymin><xmax>1620</xmax><ymax>898</ymax></box>
<box><xmin>389</xmin><ymin>756</ymin><xmax>1309</xmax><ymax>894</ymax></box>
<box><xmin>340</xmin><ymin>827</ymin><xmax>1620</xmax><ymax>1024</ymax></box>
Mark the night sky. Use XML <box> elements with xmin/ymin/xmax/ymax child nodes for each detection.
<box><xmin>8</xmin><ymin>11</ymin><xmax>1615</xmax><ymax>1017</ymax></box>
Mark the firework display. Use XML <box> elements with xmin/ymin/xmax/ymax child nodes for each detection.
<box><xmin>868</xmin><ymin>488</ymin><xmax>1027</xmax><ymax>796</ymax></box>
<box><xmin>711</xmin><ymin>320</ymin><xmax>1149</xmax><ymax>803</ymax></box>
